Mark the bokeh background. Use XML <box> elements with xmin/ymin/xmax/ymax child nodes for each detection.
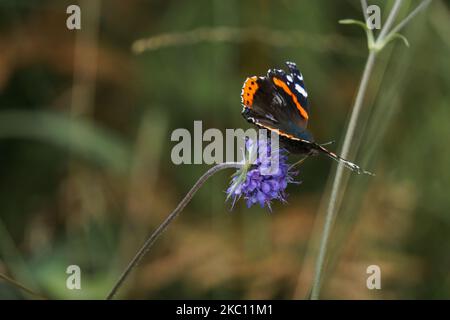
<box><xmin>0</xmin><ymin>0</ymin><xmax>449</xmax><ymax>299</ymax></box>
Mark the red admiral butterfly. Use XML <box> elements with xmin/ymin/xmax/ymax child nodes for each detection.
<box><xmin>241</xmin><ymin>61</ymin><xmax>371</xmax><ymax>174</ymax></box>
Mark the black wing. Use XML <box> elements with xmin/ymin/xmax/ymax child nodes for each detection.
<box><xmin>241</xmin><ymin>61</ymin><xmax>312</xmax><ymax>142</ymax></box>
<box><xmin>240</xmin><ymin>62</ymin><xmax>373</xmax><ymax>175</ymax></box>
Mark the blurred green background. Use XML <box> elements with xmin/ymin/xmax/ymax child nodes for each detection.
<box><xmin>0</xmin><ymin>0</ymin><xmax>449</xmax><ymax>299</ymax></box>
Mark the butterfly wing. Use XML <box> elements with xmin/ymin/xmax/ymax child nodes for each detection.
<box><xmin>241</xmin><ymin>61</ymin><xmax>313</xmax><ymax>142</ymax></box>
<box><xmin>284</xmin><ymin>61</ymin><xmax>309</xmax><ymax>116</ymax></box>
<box><xmin>240</xmin><ymin>61</ymin><xmax>373</xmax><ymax>174</ymax></box>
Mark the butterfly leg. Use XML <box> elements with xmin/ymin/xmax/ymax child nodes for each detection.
<box><xmin>289</xmin><ymin>154</ymin><xmax>310</xmax><ymax>170</ymax></box>
<box><xmin>313</xmin><ymin>143</ymin><xmax>374</xmax><ymax>176</ymax></box>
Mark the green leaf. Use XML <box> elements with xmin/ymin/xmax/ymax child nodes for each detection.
<box><xmin>339</xmin><ymin>19</ymin><xmax>375</xmax><ymax>51</ymax></box>
<box><xmin>338</xmin><ymin>19</ymin><xmax>369</xmax><ymax>31</ymax></box>
<box><xmin>386</xmin><ymin>33</ymin><xmax>410</xmax><ymax>48</ymax></box>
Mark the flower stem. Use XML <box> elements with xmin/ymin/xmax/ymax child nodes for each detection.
<box><xmin>106</xmin><ymin>162</ymin><xmax>242</xmax><ymax>300</ymax></box>
<box><xmin>0</xmin><ymin>272</ymin><xmax>46</xmax><ymax>300</ymax></box>
<box><xmin>310</xmin><ymin>0</ymin><xmax>432</xmax><ymax>300</ymax></box>
<box><xmin>388</xmin><ymin>0</ymin><xmax>432</xmax><ymax>36</ymax></box>
<box><xmin>310</xmin><ymin>51</ymin><xmax>377</xmax><ymax>300</ymax></box>
<box><xmin>377</xmin><ymin>0</ymin><xmax>403</xmax><ymax>41</ymax></box>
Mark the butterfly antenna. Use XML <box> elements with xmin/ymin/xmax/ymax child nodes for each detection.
<box><xmin>314</xmin><ymin>144</ymin><xmax>374</xmax><ymax>176</ymax></box>
<box><xmin>319</xmin><ymin>140</ymin><xmax>335</xmax><ymax>147</ymax></box>
<box><xmin>289</xmin><ymin>155</ymin><xmax>309</xmax><ymax>170</ymax></box>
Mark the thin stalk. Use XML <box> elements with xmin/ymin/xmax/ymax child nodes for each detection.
<box><xmin>0</xmin><ymin>273</ymin><xmax>46</xmax><ymax>300</ymax></box>
<box><xmin>361</xmin><ymin>0</ymin><xmax>370</xmax><ymax>24</ymax></box>
<box><xmin>377</xmin><ymin>0</ymin><xmax>403</xmax><ymax>41</ymax></box>
<box><xmin>310</xmin><ymin>51</ymin><xmax>377</xmax><ymax>300</ymax></box>
<box><xmin>106</xmin><ymin>162</ymin><xmax>242</xmax><ymax>300</ymax></box>
<box><xmin>309</xmin><ymin>0</ymin><xmax>432</xmax><ymax>300</ymax></box>
<box><xmin>388</xmin><ymin>0</ymin><xmax>432</xmax><ymax>35</ymax></box>
<box><xmin>309</xmin><ymin>3</ymin><xmax>399</xmax><ymax>298</ymax></box>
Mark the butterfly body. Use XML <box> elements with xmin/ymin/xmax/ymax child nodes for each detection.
<box><xmin>241</xmin><ymin>61</ymin><xmax>371</xmax><ymax>174</ymax></box>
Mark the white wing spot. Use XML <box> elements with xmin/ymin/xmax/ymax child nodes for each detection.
<box><xmin>286</xmin><ymin>75</ymin><xmax>293</xmax><ymax>82</ymax></box>
<box><xmin>295</xmin><ymin>83</ymin><xmax>308</xmax><ymax>98</ymax></box>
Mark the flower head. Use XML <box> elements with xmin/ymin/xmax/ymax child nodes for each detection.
<box><xmin>226</xmin><ymin>138</ymin><xmax>298</xmax><ymax>210</ymax></box>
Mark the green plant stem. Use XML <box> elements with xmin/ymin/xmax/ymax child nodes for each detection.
<box><xmin>310</xmin><ymin>51</ymin><xmax>377</xmax><ymax>300</ymax></box>
<box><xmin>360</xmin><ymin>0</ymin><xmax>370</xmax><ymax>26</ymax></box>
<box><xmin>389</xmin><ymin>0</ymin><xmax>432</xmax><ymax>35</ymax></box>
<box><xmin>311</xmin><ymin>0</ymin><xmax>396</xmax><ymax>300</ymax></box>
<box><xmin>310</xmin><ymin>0</ymin><xmax>395</xmax><ymax>300</ymax></box>
<box><xmin>310</xmin><ymin>0</ymin><xmax>432</xmax><ymax>300</ymax></box>
<box><xmin>0</xmin><ymin>273</ymin><xmax>46</xmax><ymax>300</ymax></box>
<box><xmin>106</xmin><ymin>162</ymin><xmax>242</xmax><ymax>300</ymax></box>
<box><xmin>377</xmin><ymin>0</ymin><xmax>403</xmax><ymax>41</ymax></box>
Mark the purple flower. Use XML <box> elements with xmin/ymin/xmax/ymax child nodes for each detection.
<box><xmin>226</xmin><ymin>138</ymin><xmax>298</xmax><ymax>210</ymax></box>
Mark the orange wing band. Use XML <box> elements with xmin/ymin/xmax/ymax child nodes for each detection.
<box><xmin>272</xmin><ymin>77</ymin><xmax>308</xmax><ymax>120</ymax></box>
